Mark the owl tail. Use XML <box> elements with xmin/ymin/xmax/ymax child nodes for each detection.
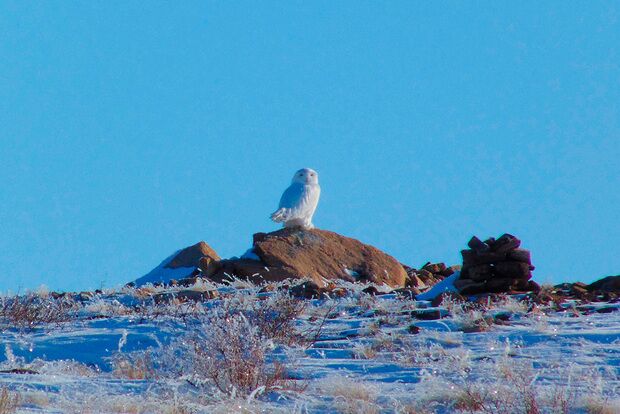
<box><xmin>270</xmin><ymin>208</ymin><xmax>288</xmax><ymax>223</ymax></box>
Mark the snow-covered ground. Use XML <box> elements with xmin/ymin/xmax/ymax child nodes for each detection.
<box><xmin>0</xmin><ymin>282</ymin><xmax>618</xmax><ymax>413</ymax></box>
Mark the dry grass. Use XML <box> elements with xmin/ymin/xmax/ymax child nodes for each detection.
<box><xmin>111</xmin><ymin>350</ymin><xmax>156</xmax><ymax>380</ymax></box>
<box><xmin>0</xmin><ymin>387</ymin><xmax>20</xmax><ymax>414</ymax></box>
<box><xmin>584</xmin><ymin>397</ymin><xmax>620</xmax><ymax>414</ymax></box>
<box><xmin>319</xmin><ymin>375</ymin><xmax>381</xmax><ymax>414</ymax></box>
<box><xmin>52</xmin><ymin>392</ymin><xmax>196</xmax><ymax>414</ymax></box>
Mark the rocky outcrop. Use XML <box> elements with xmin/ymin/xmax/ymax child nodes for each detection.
<box><xmin>134</xmin><ymin>242</ymin><xmax>220</xmax><ymax>287</ymax></box>
<box><xmin>587</xmin><ymin>275</ymin><xmax>620</xmax><ymax>293</ymax></box>
<box><xmin>454</xmin><ymin>234</ymin><xmax>538</xmax><ymax>295</ymax></box>
<box><xmin>551</xmin><ymin>276</ymin><xmax>620</xmax><ymax>303</ymax></box>
<box><xmin>208</xmin><ymin>228</ymin><xmax>407</xmax><ymax>287</ymax></box>
<box><xmin>166</xmin><ymin>242</ymin><xmax>220</xmax><ymax>269</ymax></box>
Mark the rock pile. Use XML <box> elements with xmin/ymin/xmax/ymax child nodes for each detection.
<box><xmin>135</xmin><ymin>228</ymin><xmax>408</xmax><ymax>288</ymax></box>
<box><xmin>552</xmin><ymin>275</ymin><xmax>620</xmax><ymax>303</ymax></box>
<box><xmin>455</xmin><ymin>234</ymin><xmax>539</xmax><ymax>295</ymax></box>
<box><xmin>402</xmin><ymin>262</ymin><xmax>460</xmax><ymax>294</ymax></box>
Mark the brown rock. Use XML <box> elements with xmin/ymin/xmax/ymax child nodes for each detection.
<box><xmin>468</xmin><ymin>264</ymin><xmax>494</xmax><ymax>282</ymax></box>
<box><xmin>330</xmin><ymin>287</ymin><xmax>350</xmax><ymax>298</ymax></box>
<box><xmin>393</xmin><ymin>287</ymin><xmax>421</xmax><ymax>298</ymax></box>
<box><xmin>405</xmin><ymin>272</ymin><xmax>426</xmax><ymax>288</ymax></box>
<box><xmin>177</xmin><ymin>276</ymin><xmax>203</xmax><ymax>287</ymax></box>
<box><xmin>411</xmin><ymin>309</ymin><xmax>444</xmax><ymax>320</ymax></box>
<box><xmin>596</xmin><ymin>306</ymin><xmax>619</xmax><ymax>314</ymax></box>
<box><xmin>153</xmin><ymin>289</ymin><xmax>219</xmax><ymax>304</ymax></box>
<box><xmin>587</xmin><ymin>275</ymin><xmax>620</xmax><ymax>293</ymax></box>
<box><xmin>461</xmin><ymin>249</ymin><xmax>506</xmax><ymax>266</ymax></box>
<box><xmin>507</xmin><ymin>249</ymin><xmax>531</xmax><ymax>264</ymax></box>
<box><xmin>467</xmin><ymin>236</ymin><xmax>490</xmax><ymax>253</ymax></box>
<box><xmin>362</xmin><ymin>286</ymin><xmax>381</xmax><ymax>296</ymax></box>
<box><xmin>417</xmin><ymin>269</ymin><xmax>434</xmax><ymax>280</ymax></box>
<box><xmin>440</xmin><ymin>265</ymin><xmax>461</xmax><ymax>277</ymax></box>
<box><xmin>485</xmin><ymin>278</ymin><xmax>517</xmax><ymax>292</ymax></box>
<box><xmin>494</xmin><ymin>261</ymin><xmax>532</xmax><ymax>280</ymax></box>
<box><xmin>572</xmin><ymin>284</ymin><xmax>589</xmax><ymax>295</ymax></box>
<box><xmin>422</xmin><ymin>262</ymin><xmax>446</xmax><ymax>274</ymax></box>
<box><xmin>431</xmin><ymin>292</ymin><xmax>466</xmax><ymax>307</ymax></box>
<box><xmin>290</xmin><ymin>281</ymin><xmax>323</xmax><ymax>299</ymax></box>
<box><xmin>492</xmin><ymin>233</ymin><xmax>521</xmax><ymax>254</ymax></box>
<box><xmin>207</xmin><ymin>259</ymin><xmax>296</xmax><ymax>284</ymax></box>
<box><xmin>454</xmin><ymin>278</ymin><xmax>486</xmax><ymax>294</ymax></box>
<box><xmin>177</xmin><ymin>289</ymin><xmax>219</xmax><ymax>301</ymax></box>
<box><xmin>252</xmin><ymin>228</ymin><xmax>407</xmax><ymax>287</ymax></box>
<box><xmin>526</xmin><ymin>280</ymin><xmax>541</xmax><ymax>293</ymax></box>
<box><xmin>165</xmin><ymin>242</ymin><xmax>220</xmax><ymax>269</ymax></box>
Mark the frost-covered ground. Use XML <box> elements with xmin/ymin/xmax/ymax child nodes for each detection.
<box><xmin>0</xmin><ymin>281</ymin><xmax>619</xmax><ymax>413</ymax></box>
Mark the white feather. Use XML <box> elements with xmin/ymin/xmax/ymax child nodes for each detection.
<box><xmin>270</xmin><ymin>168</ymin><xmax>321</xmax><ymax>229</ymax></box>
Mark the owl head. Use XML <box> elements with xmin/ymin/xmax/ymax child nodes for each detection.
<box><xmin>292</xmin><ymin>168</ymin><xmax>319</xmax><ymax>185</ymax></box>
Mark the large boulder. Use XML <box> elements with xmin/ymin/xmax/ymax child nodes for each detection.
<box><xmin>133</xmin><ymin>242</ymin><xmax>220</xmax><ymax>287</ymax></box>
<box><xmin>209</xmin><ymin>228</ymin><xmax>407</xmax><ymax>287</ymax></box>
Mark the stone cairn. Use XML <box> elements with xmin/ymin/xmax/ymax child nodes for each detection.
<box><xmin>455</xmin><ymin>233</ymin><xmax>539</xmax><ymax>295</ymax></box>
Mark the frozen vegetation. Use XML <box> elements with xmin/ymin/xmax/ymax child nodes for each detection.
<box><xmin>0</xmin><ymin>280</ymin><xmax>619</xmax><ymax>413</ymax></box>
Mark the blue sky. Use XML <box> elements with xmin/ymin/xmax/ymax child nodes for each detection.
<box><xmin>0</xmin><ymin>1</ymin><xmax>618</xmax><ymax>293</ymax></box>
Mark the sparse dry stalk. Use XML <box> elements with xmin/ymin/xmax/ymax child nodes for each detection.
<box><xmin>0</xmin><ymin>387</ymin><xmax>20</xmax><ymax>414</ymax></box>
<box><xmin>187</xmin><ymin>312</ymin><xmax>292</xmax><ymax>395</ymax></box>
<box><xmin>0</xmin><ymin>293</ymin><xmax>76</xmax><ymax>331</ymax></box>
<box><xmin>111</xmin><ymin>350</ymin><xmax>156</xmax><ymax>380</ymax></box>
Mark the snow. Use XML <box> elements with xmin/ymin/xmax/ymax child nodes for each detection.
<box><xmin>240</xmin><ymin>247</ymin><xmax>261</xmax><ymax>261</ymax></box>
<box><xmin>132</xmin><ymin>250</ymin><xmax>196</xmax><ymax>287</ymax></box>
<box><xmin>0</xmin><ymin>282</ymin><xmax>618</xmax><ymax>412</ymax></box>
<box><xmin>415</xmin><ymin>271</ymin><xmax>460</xmax><ymax>301</ymax></box>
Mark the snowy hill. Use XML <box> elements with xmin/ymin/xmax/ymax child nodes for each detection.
<box><xmin>0</xmin><ymin>279</ymin><xmax>618</xmax><ymax>413</ymax></box>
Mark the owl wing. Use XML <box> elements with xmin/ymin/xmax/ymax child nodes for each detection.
<box><xmin>278</xmin><ymin>183</ymin><xmax>306</xmax><ymax>209</ymax></box>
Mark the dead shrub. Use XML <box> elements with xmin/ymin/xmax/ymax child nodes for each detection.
<box><xmin>178</xmin><ymin>312</ymin><xmax>300</xmax><ymax>396</ymax></box>
<box><xmin>452</xmin><ymin>386</ymin><xmax>488</xmax><ymax>413</ymax></box>
<box><xmin>245</xmin><ymin>292</ymin><xmax>307</xmax><ymax>346</ymax></box>
<box><xmin>0</xmin><ymin>293</ymin><xmax>76</xmax><ymax>331</ymax></box>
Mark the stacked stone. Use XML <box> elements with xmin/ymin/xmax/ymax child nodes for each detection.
<box><xmin>455</xmin><ymin>234</ymin><xmax>538</xmax><ymax>295</ymax></box>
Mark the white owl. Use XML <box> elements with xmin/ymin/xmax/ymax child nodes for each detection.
<box><xmin>270</xmin><ymin>168</ymin><xmax>321</xmax><ymax>229</ymax></box>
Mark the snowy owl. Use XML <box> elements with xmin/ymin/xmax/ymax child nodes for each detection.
<box><xmin>270</xmin><ymin>168</ymin><xmax>321</xmax><ymax>229</ymax></box>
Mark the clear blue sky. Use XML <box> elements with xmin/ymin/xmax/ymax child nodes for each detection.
<box><xmin>1</xmin><ymin>1</ymin><xmax>618</xmax><ymax>293</ymax></box>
